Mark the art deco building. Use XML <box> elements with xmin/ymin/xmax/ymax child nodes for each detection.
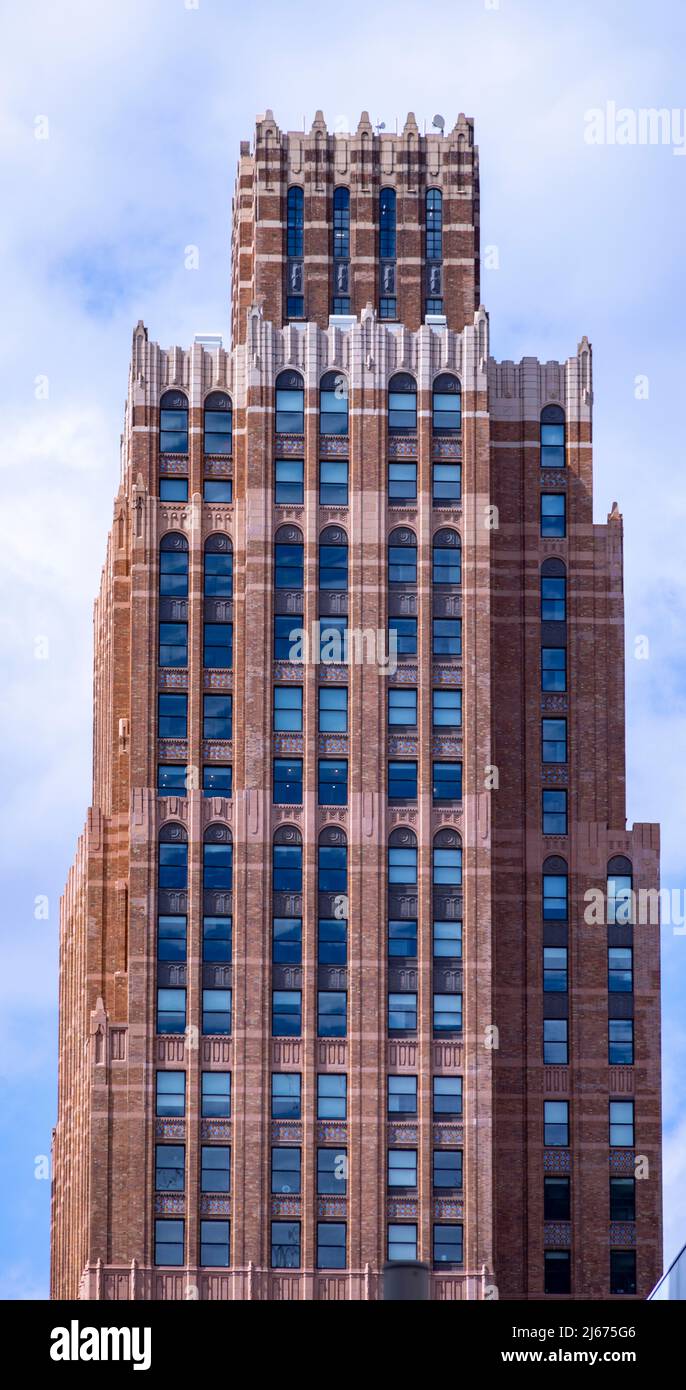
<box><xmin>51</xmin><ymin>109</ymin><xmax>662</xmax><ymax>1301</ymax></box>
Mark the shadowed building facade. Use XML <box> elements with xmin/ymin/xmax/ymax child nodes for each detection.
<box><xmin>51</xmin><ymin>110</ymin><xmax>662</xmax><ymax>1301</ymax></box>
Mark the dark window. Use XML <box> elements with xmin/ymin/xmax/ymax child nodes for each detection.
<box><xmin>379</xmin><ymin>296</ymin><xmax>397</xmax><ymax>320</ymax></box>
<box><xmin>156</xmin><ymin>1071</ymin><xmax>185</xmax><ymax>1118</ymax></box>
<box><xmin>203</xmin><ymin>622</ymin><xmax>232</xmax><ymax>669</ymax></box>
<box><xmin>318</xmin><ymin>842</ymin><xmax>347</xmax><ymax>893</ymax></box>
<box><xmin>203</xmin><ymin>916</ymin><xmax>231</xmax><ymax>964</ymax></box>
<box><xmin>317</xmin><ymin>1074</ymin><xmax>347</xmax><ymax>1120</ymax></box>
<box><xmin>155</xmin><ymin>1144</ymin><xmax>184</xmax><ymax>1192</ymax></box>
<box><xmin>542</xmin><ymin>646</ymin><xmax>567</xmax><ymax>692</ymax></box>
<box><xmin>333</xmin><ymin>187</ymin><xmax>350</xmax><ymax>259</ymax></box>
<box><xmin>157</xmin><ymin>988</ymin><xmax>186</xmax><ymax>1034</ymax></box>
<box><xmin>158</xmin><ymin>692</ymin><xmax>188</xmax><ymax>739</ymax></box>
<box><xmin>433</xmin><ymin>920</ymin><xmax>462</xmax><ymax>959</ymax></box>
<box><xmin>159</xmin><ymin>534</ymin><xmax>189</xmax><ymax>597</ymax></box>
<box><xmin>286</xmin><ymin>295</ymin><xmax>304</xmax><ymax>319</ymax></box>
<box><xmin>318</xmin><ymin>685</ymin><xmax>348</xmax><ymax>732</ymax></box>
<box><xmin>388</xmin><ymin>843</ymin><xmax>417</xmax><ymax>885</ymax></box>
<box><xmin>274</xmin><ymin>686</ymin><xmax>303</xmax><ymax>732</ymax></box>
<box><xmin>158</xmin><ymin>765</ymin><xmax>187</xmax><ymax>797</ymax></box>
<box><xmin>433</xmin><ymin>1149</ymin><xmax>462</xmax><ymax>1191</ymax></box>
<box><xmin>157</xmin><ymin>915</ymin><xmax>186</xmax><ymax>963</ymax></box>
<box><xmin>159</xmin><ymin>622</ymin><xmax>188</xmax><ymax>668</ymax></box>
<box><xmin>543</xmin><ymin>868</ymin><xmax>568</xmax><ymax>921</ymax></box>
<box><xmin>273</xmin><ymin>758</ymin><xmax>303</xmax><ymax>804</ymax></box>
<box><xmin>389</xmin><ymin>540</ymin><xmax>417</xmax><ymax>584</ymax></box>
<box><xmin>388</xmin><ymin>1076</ymin><xmax>417</xmax><ymax>1116</ymax></box>
<box><xmin>200</xmin><ymin>1220</ymin><xmax>229</xmax><ymax>1268</ymax></box>
<box><xmin>273</xmin><ymin>916</ymin><xmax>302</xmax><ymax>965</ymax></box>
<box><xmin>203</xmin><ymin>392</ymin><xmax>232</xmax><ymax>456</ymax></box>
<box><xmin>204</xmin><ymin>541</ymin><xmax>233</xmax><ymax>597</ymax></box>
<box><xmin>388</xmin><ymin>992</ymin><xmax>417</xmax><ymax>1033</ymax></box>
<box><xmin>433</xmin><ymin>1076</ymin><xmax>463</xmax><ymax>1117</ymax></box>
<box><xmin>610</xmin><ymin>1250</ymin><xmax>636</xmax><ymax>1295</ymax></box>
<box><xmin>317</xmin><ymin>1222</ymin><xmax>346</xmax><ymax>1270</ymax></box>
<box><xmin>433</xmin><ymin>844</ymin><xmax>462</xmax><ymax>885</ymax></box>
<box><xmin>388</xmin><ymin>918</ymin><xmax>417</xmax><ymax>959</ymax></box>
<box><xmin>318</xmin><ymin>990</ymin><xmax>347</xmax><ymax>1038</ymax></box>
<box><xmin>271</xmin><ymin>1147</ymin><xmax>301</xmax><ymax>1195</ymax></box>
<box><xmin>271</xmin><ymin>1220</ymin><xmax>301</xmax><ymax>1269</ymax></box>
<box><xmin>388</xmin><ymin>688</ymin><xmax>417</xmax><ymax>727</ymax></box>
<box><xmin>388</xmin><ymin>461</ymin><xmax>417</xmax><ymax>503</ymax></box>
<box><xmin>544</xmin><ymin>1100</ymin><xmax>569</xmax><ymax>1147</ymax></box>
<box><xmin>320</xmin><ymin>372</ymin><xmax>349</xmax><ymax>436</ymax></box>
<box><xmin>318</xmin><ymin>918</ymin><xmax>347</xmax><ymax>965</ymax></box>
<box><xmin>276</xmin><ymin>370</ymin><xmax>304</xmax><ymax>432</ymax></box>
<box><xmin>544</xmin><ymin>946</ymin><xmax>568</xmax><ymax>992</ymax></box>
<box><xmin>388</xmin><ymin>374</ymin><xmax>417</xmax><ymax>434</ymax></box>
<box><xmin>545</xmin><ymin>1250</ymin><xmax>571</xmax><ymax>1294</ymax></box>
<box><xmin>540</xmin><ymin>405</ymin><xmax>566</xmax><ymax>469</ymax></box>
<box><xmin>273</xmin><ymin>840</ymin><xmax>302</xmax><ymax>892</ymax></box>
<box><xmin>388</xmin><ymin>760</ymin><xmax>417</xmax><ymax>801</ymax></box>
<box><xmin>388</xmin><ymin>1149</ymin><xmax>417</xmax><ymax>1189</ymax></box>
<box><xmin>202</xmin><ymin>989</ymin><xmax>231</xmax><ymax>1036</ymax></box>
<box><xmin>203</xmin><ymin>694</ymin><xmax>232</xmax><ymax>740</ymax></box>
<box><xmin>433</xmin><ymin>618</ymin><xmax>461</xmax><ymax>657</ymax></box>
<box><xmin>426</xmin><ymin>298</ymin><xmax>443</xmax><ymax>315</ymax></box>
<box><xmin>201</xmin><ymin>1145</ymin><xmax>230</xmax><ymax>1194</ymax></box>
<box><xmin>272</xmin><ymin>990</ymin><xmax>302</xmax><ymax>1037</ymax></box>
<box><xmin>160</xmin><ymin>391</ymin><xmax>188</xmax><ymax>454</ymax></box>
<box><xmin>275</xmin><ymin>541</ymin><xmax>304</xmax><ymax>590</ymax></box>
<box><xmin>286</xmin><ymin>187</ymin><xmax>304</xmax><ymax>257</ymax></box>
<box><xmin>319</xmin><ymin>458</ymin><xmax>348</xmax><ymax>505</ymax></box>
<box><xmin>433</xmin><ymin>762</ymin><xmax>462</xmax><ymax>803</ymax></box>
<box><xmin>541</xmin><ymin>492</ymin><xmax>566</xmax><ymax>537</ymax></box>
<box><xmin>201</xmin><ymin>1072</ymin><xmax>231</xmax><ymax>1119</ymax></box>
<box><xmin>433</xmin><ymin>461</ymin><xmax>461</xmax><ymax>505</ymax></box>
<box><xmin>379</xmin><ymin>188</ymin><xmax>397</xmax><ymax>259</ymax></box>
<box><xmin>388</xmin><ymin>1224</ymin><xmax>417</xmax><ymax>1262</ymax></box>
<box><xmin>318</xmin><ymin>758</ymin><xmax>347</xmax><ymax>805</ymax></box>
<box><xmin>332</xmin><ymin>296</ymin><xmax>350</xmax><ymax>315</ymax></box>
<box><xmin>434</xmin><ymin>1224</ymin><xmax>463</xmax><ymax>1267</ymax></box>
<box><xmin>274</xmin><ymin>615</ymin><xmax>301</xmax><ymax>660</ymax></box>
<box><xmin>432</xmin><ymin>375</ymin><xmax>461</xmax><ymax>433</ymax></box>
<box><xmin>155</xmin><ymin>1219</ymin><xmax>184</xmax><ymax>1267</ymax></box>
<box><xmin>544</xmin><ymin>1018</ymin><xmax>568</xmax><ymax>1064</ymax></box>
<box><xmin>433</xmin><ymin>993</ymin><xmax>462</xmax><ymax>1036</ymax></box>
<box><xmin>203</xmin><ymin>478</ymin><xmax>232</xmax><ymax>503</ymax></box>
<box><xmin>317</xmin><ymin>1148</ymin><xmax>346</xmax><ymax>1195</ymax></box>
<box><xmin>542</xmin><ymin>718</ymin><xmax>567</xmax><ymax>763</ymax></box>
<box><xmin>543</xmin><ymin>789</ymin><xmax>567</xmax><ymax>835</ymax></box>
<box><xmin>426</xmin><ymin>189</ymin><xmax>443</xmax><ymax>261</ymax></box>
<box><xmin>544</xmin><ymin>1176</ymin><xmax>570</xmax><ymax>1220</ymax></box>
<box><xmin>610</xmin><ymin>1178</ymin><xmax>636</xmax><ymax>1222</ymax></box>
<box><xmin>319</xmin><ymin>539</ymin><xmax>348</xmax><ymax>589</ymax></box>
<box><xmin>203</xmin><ymin>765</ymin><xmax>232</xmax><ymax>798</ymax></box>
<box><xmin>541</xmin><ymin>573</ymin><xmax>566</xmax><ymax>621</ymax></box>
<box><xmin>389</xmin><ymin>616</ymin><xmax>417</xmax><ymax>657</ymax></box>
<box><xmin>158</xmin><ymin>836</ymin><xmax>187</xmax><ymax>890</ymax></box>
<box><xmin>609</xmin><ymin>1101</ymin><xmax>634</xmax><ymax>1147</ymax></box>
<box><xmin>433</xmin><ymin>688</ymin><xmax>461</xmax><ymax>728</ymax></box>
<box><xmin>608</xmin><ymin>947</ymin><xmax>633</xmax><ymax>993</ymax></box>
<box><xmin>275</xmin><ymin>458</ymin><xmax>304</xmax><ymax>505</ymax></box>
<box><xmin>203</xmin><ymin>837</ymin><xmax>232</xmax><ymax>891</ymax></box>
<box><xmin>271</xmin><ymin>1073</ymin><xmax>301</xmax><ymax>1119</ymax></box>
<box><xmin>609</xmin><ymin>1019</ymin><xmax>634</xmax><ymax>1065</ymax></box>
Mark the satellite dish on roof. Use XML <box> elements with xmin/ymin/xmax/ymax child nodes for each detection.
<box><xmin>432</xmin><ymin>114</ymin><xmax>445</xmax><ymax>133</ymax></box>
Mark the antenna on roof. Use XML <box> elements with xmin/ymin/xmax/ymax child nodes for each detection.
<box><xmin>375</xmin><ymin>120</ymin><xmax>386</xmax><ymax>134</ymax></box>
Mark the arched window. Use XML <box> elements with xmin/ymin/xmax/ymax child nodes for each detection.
<box><xmin>432</xmin><ymin>374</ymin><xmax>461</xmax><ymax>433</ymax></box>
<box><xmin>333</xmin><ymin>187</ymin><xmax>350</xmax><ymax>259</ymax></box>
<box><xmin>388</xmin><ymin>829</ymin><xmax>418</xmax><ymax>886</ymax></box>
<box><xmin>426</xmin><ymin>189</ymin><xmax>443</xmax><ymax>261</ymax></box>
<box><xmin>318</xmin><ymin>828</ymin><xmax>348</xmax><ymax>892</ymax></box>
<box><xmin>287</xmin><ymin>186</ymin><xmax>304</xmax><ymax>257</ymax></box>
<box><xmin>275</xmin><ymin>370</ymin><xmax>304</xmax><ymax>434</ymax></box>
<box><xmin>203</xmin><ymin>391</ymin><xmax>232</xmax><ymax>456</ymax></box>
<box><xmin>541</xmin><ymin>559</ymin><xmax>567</xmax><ymax>622</ymax></box>
<box><xmin>319</xmin><ymin>525</ymin><xmax>348</xmax><ymax>590</ymax></box>
<box><xmin>543</xmin><ymin>856</ymin><xmax>568</xmax><ymax>921</ymax></box>
<box><xmin>158</xmin><ymin>825</ymin><xmax>188</xmax><ymax>890</ymax></box>
<box><xmin>540</xmin><ymin>405</ymin><xmax>566</xmax><ymax>469</ymax></box>
<box><xmin>320</xmin><ymin>371</ymin><xmax>348</xmax><ymax>436</ymax></box>
<box><xmin>160</xmin><ymin>533</ymin><xmax>189</xmax><ymax>597</ymax></box>
<box><xmin>273</xmin><ymin>827</ymin><xmax>303</xmax><ymax>892</ymax></box>
<box><xmin>203</xmin><ymin>826</ymin><xmax>233</xmax><ymax>892</ymax></box>
<box><xmin>607</xmin><ymin>856</ymin><xmax>633</xmax><ymax>925</ymax></box>
<box><xmin>204</xmin><ymin>534</ymin><xmax>233</xmax><ymax>597</ymax></box>
<box><xmin>380</xmin><ymin>188</ymin><xmax>397</xmax><ymax>260</ymax></box>
<box><xmin>388</xmin><ymin>528</ymin><xmax>417</xmax><ymax>584</ymax></box>
<box><xmin>275</xmin><ymin>524</ymin><xmax>304</xmax><ymax>590</ymax></box>
<box><xmin>388</xmin><ymin>373</ymin><xmax>417</xmax><ymax>434</ymax></box>
<box><xmin>160</xmin><ymin>390</ymin><xmax>188</xmax><ymax>454</ymax></box>
<box><xmin>433</xmin><ymin>835</ymin><xmax>462</xmax><ymax>886</ymax></box>
<box><xmin>432</xmin><ymin>529</ymin><xmax>461</xmax><ymax>585</ymax></box>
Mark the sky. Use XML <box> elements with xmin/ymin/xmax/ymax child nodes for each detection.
<box><xmin>1</xmin><ymin>0</ymin><xmax>685</xmax><ymax>1299</ymax></box>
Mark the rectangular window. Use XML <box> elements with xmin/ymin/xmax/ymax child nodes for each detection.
<box><xmin>433</xmin><ymin>1075</ymin><xmax>463</xmax><ymax>1117</ymax></box>
<box><xmin>158</xmin><ymin>765</ymin><xmax>187</xmax><ymax>797</ymax></box>
<box><xmin>432</xmin><ymin>618</ymin><xmax>461</xmax><ymax>657</ymax></box>
<box><xmin>275</xmin><ymin>458</ymin><xmax>304</xmax><ymax>505</ymax></box>
<box><xmin>318</xmin><ymin>990</ymin><xmax>347</xmax><ymax>1038</ymax></box>
<box><xmin>273</xmin><ymin>685</ymin><xmax>303</xmax><ymax>732</ymax></box>
<box><xmin>541</xmin><ymin>646</ymin><xmax>567</xmax><ymax>692</ymax></box>
<box><xmin>541</xmin><ymin>576</ymin><xmax>566</xmax><ymax>622</ymax></box>
<box><xmin>543</xmin><ymin>789</ymin><xmax>568</xmax><ymax>834</ymax></box>
<box><xmin>160</xmin><ymin>478</ymin><xmax>188</xmax><ymax>502</ymax></box>
<box><xmin>203</xmin><ymin>765</ymin><xmax>232</xmax><ymax>798</ymax></box>
<box><xmin>317</xmin><ymin>1222</ymin><xmax>346</xmax><ymax>1269</ymax></box>
<box><xmin>542</xmin><ymin>718</ymin><xmax>567</xmax><ymax>763</ymax></box>
<box><xmin>200</xmin><ymin>1220</ymin><xmax>230</xmax><ymax>1268</ymax></box>
<box><xmin>544</xmin><ymin>1018</ymin><xmax>568</xmax><ymax>1064</ymax></box>
<box><xmin>317</xmin><ymin>1074</ymin><xmax>347</xmax><ymax>1120</ymax></box>
<box><xmin>610</xmin><ymin>1178</ymin><xmax>636</xmax><ymax>1222</ymax></box>
<box><xmin>610</xmin><ymin>1250</ymin><xmax>636</xmax><ymax>1295</ymax></box>
<box><xmin>541</xmin><ymin>492</ymin><xmax>566</xmax><ymax>537</ymax></box>
<box><xmin>608</xmin><ymin>947</ymin><xmax>633</xmax><ymax>993</ymax></box>
<box><xmin>319</xmin><ymin>459</ymin><xmax>349</xmax><ymax>506</ymax></box>
<box><xmin>433</xmin><ymin>461</ymin><xmax>461</xmax><ymax>505</ymax></box>
<box><xmin>203</xmin><ymin>916</ymin><xmax>232</xmax><ymax>963</ymax></box>
<box><xmin>544</xmin><ymin>1100</ymin><xmax>569</xmax><ymax>1147</ymax></box>
<box><xmin>274</xmin><ymin>615</ymin><xmax>301</xmax><ymax>661</ymax></box>
<box><xmin>203</xmin><ymin>622</ymin><xmax>232</xmax><ymax>669</ymax></box>
<box><xmin>388</xmin><ymin>992</ymin><xmax>417</xmax><ymax>1033</ymax></box>
<box><xmin>318</xmin><ymin>758</ymin><xmax>348</xmax><ymax>805</ymax></box>
<box><xmin>388</xmin><ymin>1223</ymin><xmax>417</xmax><ymax>1261</ymax></box>
<box><xmin>317</xmin><ymin>1148</ymin><xmax>347</xmax><ymax>1195</ymax></box>
<box><xmin>272</xmin><ymin>916</ymin><xmax>302</xmax><ymax>965</ymax></box>
<box><xmin>433</xmin><ymin>688</ymin><xmax>461</xmax><ymax>728</ymax></box>
<box><xmin>158</xmin><ymin>692</ymin><xmax>187</xmax><ymax>739</ymax></box>
<box><xmin>159</xmin><ymin>622</ymin><xmax>188</xmax><ymax>668</ymax></box>
<box><xmin>388</xmin><ymin>918</ymin><xmax>418</xmax><ymax>959</ymax></box>
<box><xmin>544</xmin><ymin>1176</ymin><xmax>570</xmax><ymax>1220</ymax></box>
<box><xmin>272</xmin><ymin>989</ymin><xmax>302</xmax><ymax>1037</ymax></box>
<box><xmin>609</xmin><ymin>1019</ymin><xmax>634</xmax><ymax>1065</ymax></box>
<box><xmin>155</xmin><ymin>1219</ymin><xmax>184</xmax><ymax>1267</ymax></box>
<box><xmin>201</xmin><ymin>1145</ymin><xmax>230</xmax><ymax>1193</ymax></box>
<box><xmin>544</xmin><ymin>1250</ymin><xmax>571</xmax><ymax>1294</ymax></box>
<box><xmin>433</xmin><ymin>993</ymin><xmax>462</xmax><ymax>1036</ymax></box>
<box><xmin>203</xmin><ymin>693</ymin><xmax>232</xmax><ymax>740</ymax></box>
<box><xmin>541</xmin><ymin>421</ymin><xmax>565</xmax><ymax>469</ymax></box>
<box><xmin>156</xmin><ymin>1071</ymin><xmax>185</xmax><ymax>1118</ymax></box>
<box><xmin>155</xmin><ymin>1144</ymin><xmax>185</xmax><ymax>1192</ymax></box>
<box><xmin>271</xmin><ymin>1147</ymin><xmax>301</xmax><ymax>1195</ymax></box>
<box><xmin>388</xmin><ymin>460</ymin><xmax>417</xmax><ymax>503</ymax></box>
<box><xmin>318</xmin><ymin>685</ymin><xmax>348</xmax><ymax>732</ymax></box>
<box><xmin>388</xmin><ymin>616</ymin><xmax>418</xmax><ymax>658</ymax></box>
<box><xmin>543</xmin><ymin>872</ymin><xmax>568</xmax><ymax>921</ymax></box>
<box><xmin>388</xmin><ymin>544</ymin><xmax>417</xmax><ymax>583</ymax></box>
<box><xmin>433</xmin><ymin>761</ymin><xmax>462</xmax><ymax>803</ymax></box>
<box><xmin>272</xmin><ymin>1073</ymin><xmax>302</xmax><ymax>1119</ymax></box>
<box><xmin>388</xmin><ymin>687</ymin><xmax>417</xmax><ymax>727</ymax></box>
<box><xmin>388</xmin><ymin>1149</ymin><xmax>417</xmax><ymax>1189</ymax></box>
<box><xmin>379</xmin><ymin>296</ymin><xmax>397</xmax><ymax>320</ymax></box>
<box><xmin>388</xmin><ymin>760</ymin><xmax>418</xmax><ymax>801</ymax></box>
<box><xmin>433</xmin><ymin>1149</ymin><xmax>462</xmax><ymax>1191</ymax></box>
<box><xmin>203</xmin><ymin>478</ymin><xmax>233</xmax><ymax>504</ymax></box>
<box><xmin>433</xmin><ymin>920</ymin><xmax>462</xmax><ymax>959</ymax></box>
<box><xmin>426</xmin><ymin>298</ymin><xmax>444</xmax><ymax>315</ymax></box>
<box><xmin>331</xmin><ymin>296</ymin><xmax>350</xmax><ymax>316</ymax></box>
<box><xmin>273</xmin><ymin>757</ymin><xmax>303</xmax><ymax>804</ymax></box>
<box><xmin>201</xmin><ymin>1072</ymin><xmax>231</xmax><ymax>1119</ymax></box>
<box><xmin>271</xmin><ymin>1220</ymin><xmax>301</xmax><ymax>1269</ymax></box>
<box><xmin>433</xmin><ymin>1224</ymin><xmax>463</xmax><ymax>1267</ymax></box>
<box><xmin>318</xmin><ymin>917</ymin><xmax>347</xmax><ymax>966</ymax></box>
<box><xmin>286</xmin><ymin>295</ymin><xmax>304</xmax><ymax>320</ymax></box>
<box><xmin>202</xmin><ymin>989</ymin><xmax>231</xmax><ymax>1036</ymax></box>
<box><xmin>388</xmin><ymin>1075</ymin><xmax>418</xmax><ymax>1116</ymax></box>
<box><xmin>609</xmin><ymin>1100</ymin><xmax>634</xmax><ymax>1148</ymax></box>
<box><xmin>157</xmin><ymin>987</ymin><xmax>186</xmax><ymax>1034</ymax></box>
<box><xmin>608</xmin><ymin>874</ymin><xmax>633</xmax><ymax>924</ymax></box>
<box><xmin>544</xmin><ymin>946</ymin><xmax>568</xmax><ymax>992</ymax></box>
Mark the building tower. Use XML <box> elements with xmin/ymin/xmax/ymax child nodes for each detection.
<box><xmin>51</xmin><ymin>110</ymin><xmax>662</xmax><ymax>1301</ymax></box>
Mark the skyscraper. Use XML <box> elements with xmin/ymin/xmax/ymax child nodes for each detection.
<box><xmin>51</xmin><ymin>109</ymin><xmax>662</xmax><ymax>1302</ymax></box>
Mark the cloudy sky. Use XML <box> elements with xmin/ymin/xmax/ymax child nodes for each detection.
<box><xmin>1</xmin><ymin>0</ymin><xmax>685</xmax><ymax>1298</ymax></box>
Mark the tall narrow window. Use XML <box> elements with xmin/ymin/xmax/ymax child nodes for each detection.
<box><xmin>319</xmin><ymin>372</ymin><xmax>348</xmax><ymax>436</ymax></box>
<box><xmin>426</xmin><ymin>189</ymin><xmax>443</xmax><ymax>260</ymax></box>
<box><xmin>159</xmin><ymin>390</ymin><xmax>188</xmax><ymax>454</ymax></box>
<box><xmin>432</xmin><ymin>375</ymin><xmax>461</xmax><ymax>433</ymax></box>
<box><xmin>388</xmin><ymin>374</ymin><xmax>417</xmax><ymax>434</ymax></box>
<box><xmin>540</xmin><ymin>561</ymin><xmax>567</xmax><ymax>621</ymax></box>
<box><xmin>159</xmin><ymin>534</ymin><xmax>189</xmax><ymax>597</ymax></box>
<box><xmin>203</xmin><ymin>391</ymin><xmax>232</xmax><ymax>455</ymax></box>
<box><xmin>333</xmin><ymin>187</ymin><xmax>350</xmax><ymax>259</ymax></box>
<box><xmin>432</xmin><ymin>529</ymin><xmax>461</xmax><ymax>585</ymax></box>
<box><xmin>287</xmin><ymin>187</ymin><xmax>304</xmax><ymax>257</ymax></box>
<box><xmin>379</xmin><ymin>188</ymin><xmax>397</xmax><ymax>259</ymax></box>
<box><xmin>607</xmin><ymin>856</ymin><xmax>633</xmax><ymax>924</ymax></box>
<box><xmin>275</xmin><ymin>370</ymin><xmax>304</xmax><ymax>434</ymax></box>
<box><xmin>540</xmin><ymin>405</ymin><xmax>566</xmax><ymax>468</ymax></box>
<box><xmin>204</xmin><ymin>534</ymin><xmax>233</xmax><ymax>597</ymax></box>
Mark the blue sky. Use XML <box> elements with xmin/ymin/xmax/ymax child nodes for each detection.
<box><xmin>1</xmin><ymin>0</ymin><xmax>685</xmax><ymax>1298</ymax></box>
